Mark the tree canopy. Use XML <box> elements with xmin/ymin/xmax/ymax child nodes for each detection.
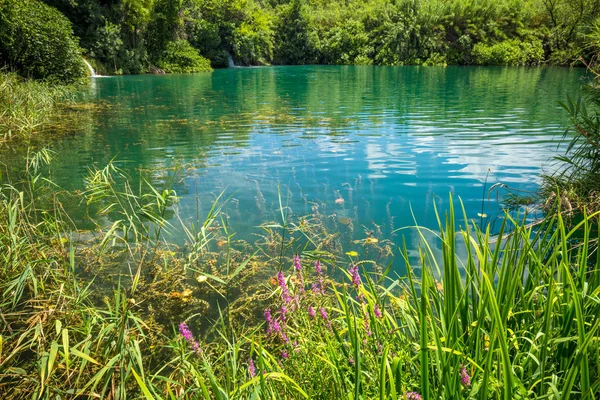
<box><xmin>3</xmin><ymin>0</ymin><xmax>600</xmax><ymax>79</ymax></box>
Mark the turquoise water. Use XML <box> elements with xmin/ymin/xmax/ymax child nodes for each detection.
<box><xmin>30</xmin><ymin>66</ymin><xmax>587</xmax><ymax>258</ymax></box>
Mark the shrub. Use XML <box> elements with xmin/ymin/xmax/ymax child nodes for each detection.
<box><xmin>158</xmin><ymin>40</ymin><xmax>212</xmax><ymax>74</ymax></box>
<box><xmin>472</xmin><ymin>39</ymin><xmax>544</xmax><ymax>66</ymax></box>
<box><xmin>0</xmin><ymin>0</ymin><xmax>85</xmax><ymax>83</ymax></box>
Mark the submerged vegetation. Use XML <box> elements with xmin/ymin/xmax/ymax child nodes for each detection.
<box><xmin>0</xmin><ymin>148</ymin><xmax>599</xmax><ymax>399</ymax></box>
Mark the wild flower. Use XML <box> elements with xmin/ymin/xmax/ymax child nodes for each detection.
<box><xmin>312</xmin><ymin>282</ymin><xmax>322</xmax><ymax>294</ymax></box>
<box><xmin>460</xmin><ymin>366</ymin><xmax>471</xmax><ymax>387</ymax></box>
<box><xmin>320</xmin><ymin>307</ymin><xmax>328</xmax><ymax>320</ymax></box>
<box><xmin>308</xmin><ymin>306</ymin><xmax>316</xmax><ymax>319</ymax></box>
<box><xmin>311</xmin><ymin>260</ymin><xmax>326</xmax><ymax>294</ymax></box>
<box><xmin>315</xmin><ymin>260</ymin><xmax>322</xmax><ymax>275</ymax></box>
<box><xmin>405</xmin><ymin>392</ymin><xmax>422</xmax><ymax>400</ymax></box>
<box><xmin>349</xmin><ymin>265</ymin><xmax>361</xmax><ymax>287</ymax></box>
<box><xmin>294</xmin><ymin>256</ymin><xmax>305</xmax><ymax>293</ymax></box>
<box><xmin>282</xmin><ymin>351</ymin><xmax>289</xmax><ymax>359</ymax></box>
<box><xmin>294</xmin><ymin>255</ymin><xmax>302</xmax><ymax>271</ymax></box>
<box><xmin>320</xmin><ymin>307</ymin><xmax>332</xmax><ymax>328</ymax></box>
<box><xmin>248</xmin><ymin>358</ymin><xmax>256</xmax><ymax>377</ymax></box>
<box><xmin>264</xmin><ymin>308</ymin><xmax>282</xmax><ymax>334</ymax></box>
<box><xmin>277</xmin><ymin>271</ymin><xmax>292</xmax><ymax>303</ymax></box>
<box><xmin>374</xmin><ymin>304</ymin><xmax>382</xmax><ymax>318</ymax></box>
<box><xmin>179</xmin><ymin>322</ymin><xmax>201</xmax><ymax>354</ymax></box>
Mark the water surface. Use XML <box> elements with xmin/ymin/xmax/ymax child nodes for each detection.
<box><xmin>11</xmin><ymin>66</ymin><xmax>588</xmax><ymax>262</ymax></box>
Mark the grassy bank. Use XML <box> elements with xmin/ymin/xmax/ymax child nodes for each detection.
<box><xmin>0</xmin><ymin>150</ymin><xmax>599</xmax><ymax>399</ymax></box>
<box><xmin>0</xmin><ymin>72</ymin><xmax>75</xmax><ymax>142</ymax></box>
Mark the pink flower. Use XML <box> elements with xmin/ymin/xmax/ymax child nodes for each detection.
<box><xmin>320</xmin><ymin>307</ymin><xmax>332</xmax><ymax>328</ymax></box>
<box><xmin>248</xmin><ymin>358</ymin><xmax>256</xmax><ymax>377</ymax></box>
<box><xmin>277</xmin><ymin>271</ymin><xmax>292</xmax><ymax>303</ymax></box>
<box><xmin>460</xmin><ymin>366</ymin><xmax>471</xmax><ymax>387</ymax></box>
<box><xmin>374</xmin><ymin>304</ymin><xmax>382</xmax><ymax>318</ymax></box>
<box><xmin>293</xmin><ymin>256</ymin><xmax>302</xmax><ymax>271</ymax></box>
<box><xmin>315</xmin><ymin>260</ymin><xmax>322</xmax><ymax>275</ymax></box>
<box><xmin>349</xmin><ymin>265</ymin><xmax>361</xmax><ymax>287</ymax></box>
<box><xmin>308</xmin><ymin>306</ymin><xmax>316</xmax><ymax>319</ymax></box>
<box><xmin>179</xmin><ymin>322</ymin><xmax>201</xmax><ymax>354</ymax></box>
<box><xmin>405</xmin><ymin>392</ymin><xmax>422</xmax><ymax>400</ymax></box>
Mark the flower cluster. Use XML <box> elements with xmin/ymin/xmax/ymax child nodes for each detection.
<box><xmin>264</xmin><ymin>308</ymin><xmax>281</xmax><ymax>334</ymax></box>
<box><xmin>460</xmin><ymin>366</ymin><xmax>471</xmax><ymax>387</ymax></box>
<box><xmin>349</xmin><ymin>264</ymin><xmax>361</xmax><ymax>287</ymax></box>
<box><xmin>294</xmin><ymin>255</ymin><xmax>305</xmax><ymax>293</ymax></box>
<box><xmin>277</xmin><ymin>271</ymin><xmax>292</xmax><ymax>303</ymax></box>
<box><xmin>312</xmin><ymin>260</ymin><xmax>326</xmax><ymax>295</ymax></box>
<box><xmin>179</xmin><ymin>322</ymin><xmax>201</xmax><ymax>354</ymax></box>
<box><xmin>248</xmin><ymin>358</ymin><xmax>256</xmax><ymax>377</ymax></box>
<box><xmin>405</xmin><ymin>392</ymin><xmax>422</xmax><ymax>400</ymax></box>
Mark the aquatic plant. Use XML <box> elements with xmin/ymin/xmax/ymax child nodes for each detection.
<box><xmin>0</xmin><ymin>72</ymin><xmax>75</xmax><ymax>141</ymax></box>
<box><xmin>1</xmin><ymin>152</ymin><xmax>599</xmax><ymax>399</ymax></box>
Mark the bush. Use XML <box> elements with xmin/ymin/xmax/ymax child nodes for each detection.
<box><xmin>472</xmin><ymin>39</ymin><xmax>544</xmax><ymax>66</ymax></box>
<box><xmin>158</xmin><ymin>40</ymin><xmax>212</xmax><ymax>74</ymax></box>
<box><xmin>0</xmin><ymin>0</ymin><xmax>85</xmax><ymax>83</ymax></box>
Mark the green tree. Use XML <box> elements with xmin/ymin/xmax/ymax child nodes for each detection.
<box><xmin>0</xmin><ymin>0</ymin><xmax>85</xmax><ymax>83</ymax></box>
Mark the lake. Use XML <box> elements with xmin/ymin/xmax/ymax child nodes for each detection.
<box><xmin>9</xmin><ymin>65</ymin><xmax>587</xmax><ymax>266</ymax></box>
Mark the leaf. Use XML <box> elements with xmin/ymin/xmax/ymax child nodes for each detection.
<box><xmin>132</xmin><ymin>368</ymin><xmax>155</xmax><ymax>400</ymax></box>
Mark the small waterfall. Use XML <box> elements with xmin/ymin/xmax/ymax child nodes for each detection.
<box><xmin>82</xmin><ymin>58</ymin><xmax>96</xmax><ymax>77</ymax></box>
<box><xmin>226</xmin><ymin>51</ymin><xmax>235</xmax><ymax>68</ymax></box>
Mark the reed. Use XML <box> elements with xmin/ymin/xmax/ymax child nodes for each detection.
<box><xmin>1</xmin><ymin>152</ymin><xmax>599</xmax><ymax>399</ymax></box>
<box><xmin>0</xmin><ymin>72</ymin><xmax>74</xmax><ymax>142</ymax></box>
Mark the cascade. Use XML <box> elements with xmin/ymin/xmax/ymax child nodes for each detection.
<box><xmin>82</xmin><ymin>58</ymin><xmax>96</xmax><ymax>77</ymax></box>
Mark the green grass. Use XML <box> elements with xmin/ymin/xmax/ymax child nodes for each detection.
<box><xmin>0</xmin><ymin>151</ymin><xmax>599</xmax><ymax>399</ymax></box>
<box><xmin>0</xmin><ymin>72</ymin><xmax>74</xmax><ymax>142</ymax></box>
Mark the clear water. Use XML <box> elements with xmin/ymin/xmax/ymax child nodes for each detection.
<box><xmin>18</xmin><ymin>66</ymin><xmax>588</xmax><ymax>263</ymax></box>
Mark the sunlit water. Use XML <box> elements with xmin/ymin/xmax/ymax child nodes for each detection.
<box><xmin>3</xmin><ymin>66</ymin><xmax>587</xmax><ymax>268</ymax></box>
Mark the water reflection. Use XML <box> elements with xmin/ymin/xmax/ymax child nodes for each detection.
<box><xmin>0</xmin><ymin>66</ymin><xmax>586</xmax><ymax>268</ymax></box>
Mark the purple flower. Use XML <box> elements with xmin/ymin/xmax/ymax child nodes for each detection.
<box><xmin>294</xmin><ymin>255</ymin><xmax>302</xmax><ymax>271</ymax></box>
<box><xmin>248</xmin><ymin>358</ymin><xmax>256</xmax><ymax>377</ymax></box>
<box><xmin>374</xmin><ymin>304</ymin><xmax>382</xmax><ymax>319</ymax></box>
<box><xmin>320</xmin><ymin>307</ymin><xmax>328</xmax><ymax>320</ymax></box>
<box><xmin>179</xmin><ymin>322</ymin><xmax>193</xmax><ymax>342</ymax></box>
<box><xmin>320</xmin><ymin>307</ymin><xmax>332</xmax><ymax>328</ymax></box>
<box><xmin>348</xmin><ymin>356</ymin><xmax>355</xmax><ymax>365</ymax></box>
<box><xmin>308</xmin><ymin>306</ymin><xmax>316</xmax><ymax>319</ymax></box>
<box><xmin>405</xmin><ymin>392</ymin><xmax>422</xmax><ymax>400</ymax></box>
<box><xmin>179</xmin><ymin>322</ymin><xmax>201</xmax><ymax>354</ymax></box>
<box><xmin>281</xmin><ymin>351</ymin><xmax>289</xmax><ymax>359</ymax></box>
<box><xmin>460</xmin><ymin>366</ymin><xmax>471</xmax><ymax>387</ymax></box>
<box><xmin>349</xmin><ymin>265</ymin><xmax>361</xmax><ymax>287</ymax></box>
<box><xmin>265</xmin><ymin>308</ymin><xmax>282</xmax><ymax>334</ymax></box>
<box><xmin>277</xmin><ymin>271</ymin><xmax>292</xmax><ymax>303</ymax></box>
<box><xmin>312</xmin><ymin>282</ymin><xmax>321</xmax><ymax>294</ymax></box>
<box><xmin>315</xmin><ymin>260</ymin><xmax>322</xmax><ymax>275</ymax></box>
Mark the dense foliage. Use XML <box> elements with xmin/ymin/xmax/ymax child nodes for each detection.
<box><xmin>0</xmin><ymin>0</ymin><xmax>86</xmax><ymax>82</ymax></box>
<box><xmin>542</xmin><ymin>21</ymin><xmax>600</xmax><ymax>213</ymax></box>
<box><xmin>6</xmin><ymin>0</ymin><xmax>593</xmax><ymax>75</ymax></box>
<box><xmin>158</xmin><ymin>40</ymin><xmax>212</xmax><ymax>73</ymax></box>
